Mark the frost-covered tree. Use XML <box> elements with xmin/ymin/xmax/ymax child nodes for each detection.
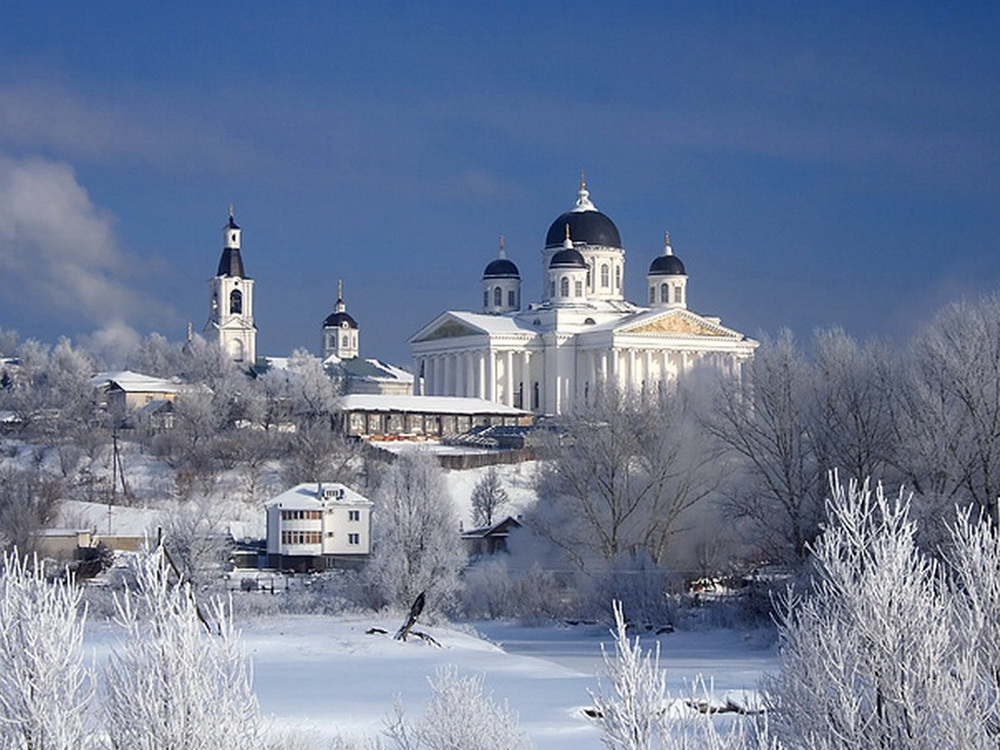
<box><xmin>0</xmin><ymin>551</ymin><xmax>95</xmax><ymax>750</ymax></box>
<box><xmin>894</xmin><ymin>295</ymin><xmax>1000</xmax><ymax>526</ymax></box>
<box><xmin>704</xmin><ymin>330</ymin><xmax>823</xmax><ymax>564</ymax></box>
<box><xmin>364</xmin><ymin>451</ymin><xmax>464</xmax><ymax>611</ymax></box>
<box><xmin>810</xmin><ymin>328</ymin><xmax>898</xmax><ymax>486</ymax></box>
<box><xmin>385</xmin><ymin>666</ymin><xmax>532</xmax><ymax>750</ymax></box>
<box><xmin>471</xmin><ymin>467</ymin><xmax>509</xmax><ymax>527</ymax></box>
<box><xmin>766</xmin><ymin>477</ymin><xmax>998</xmax><ymax>749</ymax></box>
<box><xmin>591</xmin><ymin>600</ymin><xmax>772</xmax><ymax>750</ymax></box>
<box><xmin>534</xmin><ymin>385</ymin><xmax>722</xmax><ymax>572</ymax></box>
<box><xmin>104</xmin><ymin>548</ymin><xmax>260</xmax><ymax>750</ymax></box>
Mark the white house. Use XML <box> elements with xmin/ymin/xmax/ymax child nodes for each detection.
<box><xmin>265</xmin><ymin>482</ymin><xmax>372</xmax><ymax>570</ymax></box>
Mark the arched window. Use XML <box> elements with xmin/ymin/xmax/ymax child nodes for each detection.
<box><xmin>549</xmin><ymin>281</ymin><xmax>556</xmax><ymax>298</ymax></box>
<box><xmin>575</xmin><ymin>280</ymin><xmax>583</xmax><ymax>297</ymax></box>
<box><xmin>649</xmin><ymin>286</ymin><xmax>656</xmax><ymax>304</ymax></box>
<box><xmin>507</xmin><ymin>290</ymin><xmax>516</xmax><ymax>308</ymax></box>
<box><xmin>483</xmin><ymin>290</ymin><xmax>489</xmax><ymax>307</ymax></box>
<box><xmin>615</xmin><ymin>266</ymin><xmax>621</xmax><ymax>290</ymax></box>
<box><xmin>532</xmin><ymin>382</ymin><xmax>540</xmax><ymax>410</ymax></box>
<box><xmin>601</xmin><ymin>264</ymin><xmax>610</xmax><ymax>288</ymax></box>
<box><xmin>342</xmin><ymin>335</ymin><xmax>349</xmax><ymax>347</ymax></box>
<box><xmin>230</xmin><ymin>339</ymin><xmax>244</xmax><ymax>362</ymax></box>
<box><xmin>494</xmin><ymin>286</ymin><xmax>502</xmax><ymax>306</ymax></box>
<box><xmin>674</xmin><ymin>286</ymin><xmax>683</xmax><ymax>304</ymax></box>
<box><xmin>229</xmin><ymin>289</ymin><xmax>243</xmax><ymax>314</ymax></box>
<box><xmin>560</xmin><ymin>277</ymin><xmax>570</xmax><ymax>297</ymax></box>
<box><xmin>660</xmin><ymin>283</ymin><xmax>669</xmax><ymax>303</ymax></box>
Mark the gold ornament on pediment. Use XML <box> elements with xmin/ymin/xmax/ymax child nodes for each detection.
<box><xmin>626</xmin><ymin>315</ymin><xmax>725</xmax><ymax>336</ymax></box>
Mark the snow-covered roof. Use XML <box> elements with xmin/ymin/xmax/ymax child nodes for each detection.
<box><xmin>265</xmin><ymin>482</ymin><xmax>372</xmax><ymax>509</ymax></box>
<box><xmin>90</xmin><ymin>370</ymin><xmax>185</xmax><ymax>394</ymax></box>
<box><xmin>325</xmin><ymin>356</ymin><xmax>414</xmax><ymax>384</ymax></box>
<box><xmin>337</xmin><ymin>394</ymin><xmax>530</xmax><ymax>417</ymax></box>
<box><xmin>58</xmin><ymin>500</ymin><xmax>162</xmax><ymax>538</ymax></box>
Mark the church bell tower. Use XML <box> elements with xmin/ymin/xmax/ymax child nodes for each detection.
<box><xmin>205</xmin><ymin>207</ymin><xmax>257</xmax><ymax>365</ymax></box>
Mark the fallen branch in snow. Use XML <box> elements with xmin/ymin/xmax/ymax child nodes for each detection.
<box><xmin>395</xmin><ymin>591</ymin><xmax>425</xmax><ymax>641</ymax></box>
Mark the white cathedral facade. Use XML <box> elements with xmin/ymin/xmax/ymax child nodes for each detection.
<box><xmin>410</xmin><ymin>181</ymin><xmax>759</xmax><ymax>416</ymax></box>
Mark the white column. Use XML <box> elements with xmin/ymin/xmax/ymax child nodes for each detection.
<box><xmin>478</xmin><ymin>352</ymin><xmax>486</xmax><ymax>400</ymax></box>
<box><xmin>487</xmin><ymin>350</ymin><xmax>496</xmax><ymax>402</ymax></box>
<box><xmin>505</xmin><ymin>350</ymin><xmax>514</xmax><ymax>406</ymax></box>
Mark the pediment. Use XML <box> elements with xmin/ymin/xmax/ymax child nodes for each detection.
<box><xmin>620</xmin><ymin>311</ymin><xmax>736</xmax><ymax>338</ymax></box>
<box><xmin>415</xmin><ymin>318</ymin><xmax>483</xmax><ymax>342</ymax></box>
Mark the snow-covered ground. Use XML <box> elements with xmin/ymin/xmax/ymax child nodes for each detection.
<box><xmin>85</xmin><ymin>614</ymin><xmax>776</xmax><ymax>749</ymax></box>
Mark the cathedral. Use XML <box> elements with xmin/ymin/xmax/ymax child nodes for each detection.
<box><xmin>409</xmin><ymin>180</ymin><xmax>758</xmax><ymax>415</ymax></box>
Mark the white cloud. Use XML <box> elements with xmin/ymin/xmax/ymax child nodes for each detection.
<box><xmin>0</xmin><ymin>153</ymin><xmax>171</xmax><ymax>333</ymax></box>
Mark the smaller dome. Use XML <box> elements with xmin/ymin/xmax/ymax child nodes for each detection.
<box><xmin>648</xmin><ymin>254</ymin><xmax>686</xmax><ymax>276</ymax></box>
<box><xmin>549</xmin><ymin>247</ymin><xmax>587</xmax><ymax>269</ymax></box>
<box><xmin>323</xmin><ymin>311</ymin><xmax>358</xmax><ymax>330</ymax></box>
<box><xmin>483</xmin><ymin>258</ymin><xmax>520</xmax><ymax>279</ymax></box>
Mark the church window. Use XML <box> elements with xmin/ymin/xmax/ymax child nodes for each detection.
<box><xmin>229</xmin><ymin>289</ymin><xmax>243</xmax><ymax>314</ymax></box>
<box><xmin>649</xmin><ymin>286</ymin><xmax>655</xmax><ymax>304</ymax></box>
<box><xmin>483</xmin><ymin>290</ymin><xmax>488</xmax><ymax>307</ymax></box>
<box><xmin>494</xmin><ymin>287</ymin><xmax>502</xmax><ymax>307</ymax></box>
<box><xmin>674</xmin><ymin>286</ymin><xmax>683</xmax><ymax>304</ymax></box>
<box><xmin>560</xmin><ymin>277</ymin><xmax>570</xmax><ymax>297</ymax></box>
<box><xmin>615</xmin><ymin>266</ymin><xmax>621</xmax><ymax>289</ymax></box>
<box><xmin>549</xmin><ymin>281</ymin><xmax>556</xmax><ymax>298</ymax></box>
<box><xmin>601</xmin><ymin>264</ymin><xmax>609</xmax><ymax>288</ymax></box>
<box><xmin>586</xmin><ymin>262</ymin><xmax>592</xmax><ymax>286</ymax></box>
<box><xmin>575</xmin><ymin>280</ymin><xmax>583</xmax><ymax>297</ymax></box>
<box><xmin>342</xmin><ymin>335</ymin><xmax>349</xmax><ymax>347</ymax></box>
<box><xmin>508</xmin><ymin>290</ymin><xmax>515</xmax><ymax>308</ymax></box>
<box><xmin>660</xmin><ymin>283</ymin><xmax>669</xmax><ymax>304</ymax></box>
<box><xmin>532</xmin><ymin>382</ymin><xmax>540</xmax><ymax>410</ymax></box>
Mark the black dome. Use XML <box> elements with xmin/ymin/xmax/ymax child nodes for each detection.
<box><xmin>323</xmin><ymin>311</ymin><xmax>358</xmax><ymax>329</ymax></box>
<box><xmin>545</xmin><ymin>211</ymin><xmax>621</xmax><ymax>249</ymax></box>
<box><xmin>217</xmin><ymin>248</ymin><xmax>245</xmax><ymax>277</ymax></box>
<box><xmin>648</xmin><ymin>254</ymin><xmax>686</xmax><ymax>276</ymax></box>
<box><xmin>483</xmin><ymin>258</ymin><xmax>520</xmax><ymax>279</ymax></box>
<box><xmin>549</xmin><ymin>247</ymin><xmax>587</xmax><ymax>269</ymax></box>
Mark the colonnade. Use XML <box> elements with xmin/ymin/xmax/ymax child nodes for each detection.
<box><xmin>415</xmin><ymin>345</ymin><xmax>745</xmax><ymax>414</ymax></box>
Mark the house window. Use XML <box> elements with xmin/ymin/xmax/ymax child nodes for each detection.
<box><xmin>560</xmin><ymin>277</ymin><xmax>570</xmax><ymax>297</ymax></box>
<box><xmin>601</xmin><ymin>264</ymin><xmax>609</xmax><ymax>288</ymax></box>
<box><xmin>229</xmin><ymin>289</ymin><xmax>243</xmax><ymax>314</ymax></box>
<box><xmin>348</xmin><ymin>533</ymin><xmax>360</xmax><ymax>545</ymax></box>
<box><xmin>348</xmin><ymin>510</ymin><xmax>360</xmax><ymax>522</ymax></box>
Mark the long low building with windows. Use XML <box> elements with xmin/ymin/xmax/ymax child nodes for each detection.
<box><xmin>336</xmin><ymin>394</ymin><xmax>532</xmax><ymax>439</ymax></box>
<box><xmin>265</xmin><ymin>483</ymin><xmax>372</xmax><ymax>571</ymax></box>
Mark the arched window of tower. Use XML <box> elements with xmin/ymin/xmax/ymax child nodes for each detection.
<box><xmin>230</xmin><ymin>289</ymin><xmax>243</xmax><ymax>315</ymax></box>
<box><xmin>660</xmin><ymin>283</ymin><xmax>669</xmax><ymax>304</ymax></box>
<box><xmin>560</xmin><ymin>277</ymin><xmax>570</xmax><ymax>297</ymax></box>
<box><xmin>601</xmin><ymin>264</ymin><xmax>609</xmax><ymax>288</ymax></box>
<box><xmin>494</xmin><ymin>287</ymin><xmax>502</xmax><ymax>307</ymax></box>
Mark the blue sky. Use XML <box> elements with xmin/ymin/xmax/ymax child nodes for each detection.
<box><xmin>0</xmin><ymin>2</ymin><xmax>997</xmax><ymax>364</ymax></box>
